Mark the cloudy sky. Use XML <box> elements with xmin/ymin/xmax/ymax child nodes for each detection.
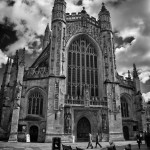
<box><xmin>0</xmin><ymin>0</ymin><xmax>150</xmax><ymax>101</ymax></box>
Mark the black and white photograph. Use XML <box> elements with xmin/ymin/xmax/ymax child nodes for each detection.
<box><xmin>0</xmin><ymin>0</ymin><xmax>150</xmax><ymax>149</ymax></box>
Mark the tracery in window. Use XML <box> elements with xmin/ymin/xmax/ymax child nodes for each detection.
<box><xmin>67</xmin><ymin>36</ymin><xmax>98</xmax><ymax>98</ymax></box>
<box><xmin>121</xmin><ymin>96</ymin><xmax>129</xmax><ymax>118</ymax></box>
<box><xmin>28</xmin><ymin>91</ymin><xmax>43</xmax><ymax>116</ymax></box>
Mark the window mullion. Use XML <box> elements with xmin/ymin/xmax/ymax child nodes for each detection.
<box><xmin>93</xmin><ymin>54</ymin><xmax>95</xmax><ymax>97</ymax></box>
<box><xmin>71</xmin><ymin>52</ymin><xmax>73</xmax><ymax>96</ymax></box>
<box><xmin>85</xmin><ymin>45</ymin><xmax>87</xmax><ymax>86</ymax></box>
<box><xmin>31</xmin><ymin>97</ymin><xmax>33</xmax><ymax>114</ymax></box>
<box><xmin>80</xmin><ymin>39</ymin><xmax>82</xmax><ymax>97</ymax></box>
<box><xmin>75</xmin><ymin>49</ymin><xmax>77</xmax><ymax>96</ymax></box>
<box><xmin>39</xmin><ymin>98</ymin><xmax>41</xmax><ymax>115</ymax></box>
<box><xmin>34</xmin><ymin>97</ymin><xmax>37</xmax><ymax>114</ymax></box>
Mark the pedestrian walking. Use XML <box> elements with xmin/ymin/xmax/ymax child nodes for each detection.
<box><xmin>107</xmin><ymin>140</ymin><xmax>116</xmax><ymax>150</ymax></box>
<box><xmin>95</xmin><ymin>133</ymin><xmax>102</xmax><ymax>148</ymax></box>
<box><xmin>87</xmin><ymin>133</ymin><xmax>93</xmax><ymax>149</ymax></box>
<box><xmin>136</xmin><ymin>132</ymin><xmax>142</xmax><ymax>149</ymax></box>
<box><xmin>124</xmin><ymin>144</ymin><xmax>131</xmax><ymax>150</ymax></box>
<box><xmin>144</xmin><ymin>131</ymin><xmax>147</xmax><ymax>146</ymax></box>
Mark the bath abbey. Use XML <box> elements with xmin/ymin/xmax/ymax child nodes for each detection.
<box><xmin>0</xmin><ymin>0</ymin><xmax>144</xmax><ymax>143</ymax></box>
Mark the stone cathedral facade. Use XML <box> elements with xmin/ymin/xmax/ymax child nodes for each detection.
<box><xmin>0</xmin><ymin>0</ymin><xmax>143</xmax><ymax>142</ymax></box>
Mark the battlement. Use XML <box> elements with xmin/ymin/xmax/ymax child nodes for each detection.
<box><xmin>66</xmin><ymin>12</ymin><xmax>99</xmax><ymax>26</ymax></box>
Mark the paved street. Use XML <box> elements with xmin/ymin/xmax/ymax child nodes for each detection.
<box><xmin>0</xmin><ymin>141</ymin><xmax>150</xmax><ymax>150</ymax></box>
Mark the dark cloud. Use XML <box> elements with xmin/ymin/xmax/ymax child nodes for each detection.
<box><xmin>7</xmin><ymin>0</ymin><xmax>15</xmax><ymax>6</ymax></box>
<box><xmin>0</xmin><ymin>24</ymin><xmax>17</xmax><ymax>51</ymax></box>
<box><xmin>76</xmin><ymin>0</ymin><xmax>83</xmax><ymax>6</ymax></box>
<box><xmin>114</xmin><ymin>32</ymin><xmax>135</xmax><ymax>48</ymax></box>
<box><xmin>22</xmin><ymin>0</ymin><xmax>34</xmax><ymax>6</ymax></box>
<box><xmin>2</xmin><ymin>17</ymin><xmax>15</xmax><ymax>28</ymax></box>
<box><xmin>28</xmin><ymin>39</ymin><xmax>41</xmax><ymax>50</ymax></box>
<box><xmin>107</xmin><ymin>0</ymin><xmax>127</xmax><ymax>7</ymax></box>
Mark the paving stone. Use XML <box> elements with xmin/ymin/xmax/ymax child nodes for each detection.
<box><xmin>25</xmin><ymin>148</ymin><xmax>33</xmax><ymax>150</ymax></box>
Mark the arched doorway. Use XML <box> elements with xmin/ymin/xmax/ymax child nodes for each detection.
<box><xmin>77</xmin><ymin>117</ymin><xmax>91</xmax><ymax>142</ymax></box>
<box><xmin>123</xmin><ymin>126</ymin><xmax>129</xmax><ymax>140</ymax></box>
<box><xmin>29</xmin><ymin>126</ymin><xmax>38</xmax><ymax>142</ymax></box>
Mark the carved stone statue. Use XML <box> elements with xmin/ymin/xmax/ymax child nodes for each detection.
<box><xmin>64</xmin><ymin>108</ymin><xmax>71</xmax><ymax>133</ymax></box>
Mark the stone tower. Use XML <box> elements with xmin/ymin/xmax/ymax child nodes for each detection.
<box><xmin>133</xmin><ymin>64</ymin><xmax>143</xmax><ymax>131</ymax></box>
<box><xmin>45</xmin><ymin>0</ymin><xmax>66</xmax><ymax>142</ymax></box>
<box><xmin>0</xmin><ymin>58</ymin><xmax>12</xmax><ymax>124</ymax></box>
<box><xmin>8</xmin><ymin>49</ymin><xmax>25</xmax><ymax>142</ymax></box>
<box><xmin>99</xmin><ymin>3</ymin><xmax>124</xmax><ymax>141</ymax></box>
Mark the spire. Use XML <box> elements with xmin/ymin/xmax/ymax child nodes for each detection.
<box><xmin>5</xmin><ymin>57</ymin><xmax>10</xmax><ymax>71</ymax></box>
<box><xmin>12</xmin><ymin>50</ymin><xmax>19</xmax><ymax>67</ymax></box>
<box><xmin>45</xmin><ymin>23</ymin><xmax>50</xmax><ymax>34</ymax></box>
<box><xmin>101</xmin><ymin>3</ymin><xmax>107</xmax><ymax>12</ymax></box>
<box><xmin>98</xmin><ymin>2</ymin><xmax>112</xmax><ymax>32</ymax></box>
<box><xmin>81</xmin><ymin>7</ymin><xmax>86</xmax><ymax>14</ymax></box>
<box><xmin>4</xmin><ymin>57</ymin><xmax>12</xmax><ymax>75</ymax></box>
<box><xmin>100</xmin><ymin>2</ymin><xmax>110</xmax><ymax>15</ymax></box>
<box><xmin>128</xmin><ymin>70</ymin><xmax>131</xmax><ymax>79</ymax></box>
<box><xmin>42</xmin><ymin>24</ymin><xmax>51</xmax><ymax>50</ymax></box>
<box><xmin>19</xmin><ymin>48</ymin><xmax>25</xmax><ymax>66</ymax></box>
<box><xmin>133</xmin><ymin>63</ymin><xmax>138</xmax><ymax>78</ymax></box>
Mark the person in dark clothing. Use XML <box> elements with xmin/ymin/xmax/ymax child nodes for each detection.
<box><xmin>107</xmin><ymin>141</ymin><xmax>116</xmax><ymax>150</ymax></box>
<box><xmin>124</xmin><ymin>144</ymin><xmax>131</xmax><ymax>150</ymax></box>
<box><xmin>136</xmin><ymin>132</ymin><xmax>142</xmax><ymax>149</ymax></box>
<box><xmin>95</xmin><ymin>133</ymin><xmax>102</xmax><ymax>148</ymax></box>
<box><xmin>145</xmin><ymin>132</ymin><xmax>150</xmax><ymax>147</ymax></box>
<box><xmin>87</xmin><ymin>133</ymin><xmax>93</xmax><ymax>149</ymax></box>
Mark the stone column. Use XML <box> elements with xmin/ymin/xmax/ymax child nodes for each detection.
<box><xmin>8</xmin><ymin>49</ymin><xmax>25</xmax><ymax>142</ymax></box>
<box><xmin>106</xmin><ymin>82</ymin><xmax>124</xmax><ymax>141</ymax></box>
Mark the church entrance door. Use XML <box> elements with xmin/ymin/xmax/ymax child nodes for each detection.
<box><xmin>29</xmin><ymin>126</ymin><xmax>38</xmax><ymax>142</ymax></box>
<box><xmin>123</xmin><ymin>126</ymin><xmax>129</xmax><ymax>140</ymax></box>
<box><xmin>77</xmin><ymin>117</ymin><xmax>91</xmax><ymax>142</ymax></box>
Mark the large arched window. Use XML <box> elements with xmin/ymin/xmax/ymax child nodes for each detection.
<box><xmin>28</xmin><ymin>91</ymin><xmax>43</xmax><ymax>116</ymax></box>
<box><xmin>121</xmin><ymin>96</ymin><xmax>129</xmax><ymax>118</ymax></box>
<box><xmin>67</xmin><ymin>35</ymin><xmax>98</xmax><ymax>97</ymax></box>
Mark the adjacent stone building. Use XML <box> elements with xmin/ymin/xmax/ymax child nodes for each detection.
<box><xmin>142</xmin><ymin>101</ymin><xmax>150</xmax><ymax>132</ymax></box>
<box><xmin>0</xmin><ymin>0</ymin><xmax>143</xmax><ymax>142</ymax></box>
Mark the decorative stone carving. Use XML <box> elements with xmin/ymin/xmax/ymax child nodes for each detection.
<box><xmin>54</xmin><ymin>81</ymin><xmax>59</xmax><ymax>110</ymax></box>
<box><xmin>13</xmin><ymin>81</ymin><xmax>22</xmax><ymax>109</ymax></box>
<box><xmin>66</xmin><ymin>22</ymin><xmax>100</xmax><ymax>45</ymax></box>
<box><xmin>24</xmin><ymin>67</ymin><xmax>48</xmax><ymax>79</ymax></box>
<box><xmin>64</xmin><ymin>107</ymin><xmax>71</xmax><ymax>134</ymax></box>
<box><xmin>84</xmin><ymin>85</ymin><xmax>90</xmax><ymax>107</ymax></box>
<box><xmin>56</xmin><ymin>23</ymin><xmax>62</xmax><ymax>76</ymax></box>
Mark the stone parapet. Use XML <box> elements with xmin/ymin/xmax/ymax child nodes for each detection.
<box><xmin>65</xmin><ymin>95</ymin><xmax>107</xmax><ymax>107</ymax></box>
<box><xmin>24</xmin><ymin>67</ymin><xmax>48</xmax><ymax>79</ymax></box>
<box><xmin>66</xmin><ymin>13</ymin><xmax>99</xmax><ymax>26</ymax></box>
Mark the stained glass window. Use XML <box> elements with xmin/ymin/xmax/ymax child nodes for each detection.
<box><xmin>28</xmin><ymin>91</ymin><xmax>43</xmax><ymax>116</ymax></box>
<box><xmin>67</xmin><ymin>36</ymin><xmax>98</xmax><ymax>97</ymax></box>
<box><xmin>121</xmin><ymin>96</ymin><xmax>129</xmax><ymax>118</ymax></box>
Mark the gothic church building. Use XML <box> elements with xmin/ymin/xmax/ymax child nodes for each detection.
<box><xmin>0</xmin><ymin>0</ymin><xmax>143</xmax><ymax>142</ymax></box>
